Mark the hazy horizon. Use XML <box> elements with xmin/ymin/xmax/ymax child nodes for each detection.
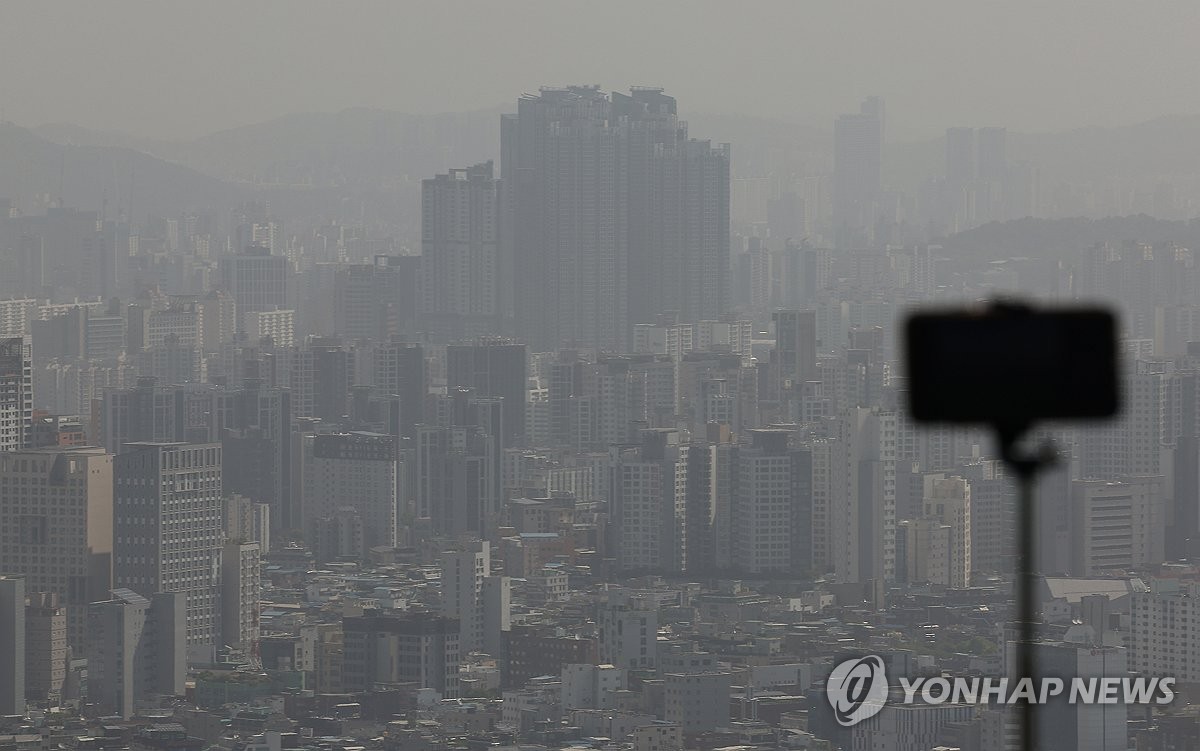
<box><xmin>4</xmin><ymin>0</ymin><xmax>1200</xmax><ymax>141</ymax></box>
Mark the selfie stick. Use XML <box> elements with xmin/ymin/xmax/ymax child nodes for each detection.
<box><xmin>997</xmin><ymin>423</ymin><xmax>1057</xmax><ymax>751</ymax></box>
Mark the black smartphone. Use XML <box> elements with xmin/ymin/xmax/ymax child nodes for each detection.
<box><xmin>905</xmin><ymin>304</ymin><xmax>1120</xmax><ymax>425</ymax></box>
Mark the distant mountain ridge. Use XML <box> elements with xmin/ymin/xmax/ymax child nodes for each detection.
<box><xmin>31</xmin><ymin>108</ymin><xmax>1200</xmax><ymax>192</ymax></box>
<box><xmin>34</xmin><ymin>107</ymin><xmax>502</xmax><ymax>188</ymax></box>
<box><xmin>16</xmin><ymin>109</ymin><xmax>1200</xmax><ymax>242</ymax></box>
<box><xmin>941</xmin><ymin>215</ymin><xmax>1200</xmax><ymax>264</ymax></box>
<box><xmin>0</xmin><ymin>122</ymin><xmax>238</xmax><ymax>220</ymax></box>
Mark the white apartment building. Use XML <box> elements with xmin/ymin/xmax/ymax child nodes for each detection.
<box><xmin>1131</xmin><ymin>578</ymin><xmax>1200</xmax><ymax>682</ymax></box>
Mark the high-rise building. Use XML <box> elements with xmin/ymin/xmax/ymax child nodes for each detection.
<box><xmin>447</xmin><ymin>339</ymin><xmax>526</xmax><ymax>441</ymax></box>
<box><xmin>87</xmin><ymin>589</ymin><xmax>186</xmax><ymax>719</ymax></box>
<box><xmin>0</xmin><ymin>299</ymin><xmax>37</xmax><ymax>339</ymax></box>
<box><xmin>0</xmin><ymin>577</ymin><xmax>25</xmax><ymax>716</ymax></box>
<box><xmin>921</xmin><ymin>474</ymin><xmax>972</xmax><ymax>587</ymax></box>
<box><xmin>243</xmin><ymin>309</ymin><xmax>295</xmax><ymax>348</ymax></box>
<box><xmin>333</xmin><ymin>256</ymin><xmax>419</xmax><ymax>341</ymax></box>
<box><xmin>731</xmin><ymin>429</ymin><xmax>813</xmax><ymax>575</ymax></box>
<box><xmin>113</xmin><ymin>442</ymin><xmax>223</xmax><ymax>654</ymax></box>
<box><xmin>502</xmin><ymin>86</ymin><xmax>729</xmax><ymax>351</ymax></box>
<box><xmin>221</xmin><ymin>245</ymin><xmax>290</xmax><ymax>317</ymax></box>
<box><xmin>24</xmin><ymin>592</ymin><xmax>66</xmax><ymax>704</ymax></box>
<box><xmin>959</xmin><ymin>459</ymin><xmax>1013</xmax><ymax>574</ymax></box>
<box><xmin>224</xmin><ymin>493</ymin><xmax>271</xmax><ymax>553</ymax></box>
<box><xmin>233</xmin><ymin>213</ymin><xmax>282</xmax><ymax>257</ymax></box>
<box><xmin>100</xmin><ymin>378</ymin><xmax>221</xmax><ymax>452</ymax></box>
<box><xmin>560</xmin><ymin>354</ymin><xmax>678</xmax><ymax>450</ymax></box>
<box><xmin>1070</xmin><ymin>477</ymin><xmax>1164</xmax><ymax>575</ymax></box>
<box><xmin>977</xmin><ymin>127</ymin><xmax>1008</xmax><ymax>185</ymax></box>
<box><xmin>1017</xmin><ymin>638</ymin><xmax>1129</xmax><ymax>751</ymax></box>
<box><xmin>1131</xmin><ymin>578</ymin><xmax>1200</xmax><ymax>683</ymax></box>
<box><xmin>772</xmin><ymin>310</ymin><xmax>818</xmax><ymax>394</ymax></box>
<box><xmin>220</xmin><ymin>541</ymin><xmax>260</xmax><ymax>651</ymax></box>
<box><xmin>977</xmin><ymin>126</ymin><xmax>1009</xmax><ymax>222</ymax></box>
<box><xmin>896</xmin><ymin>518</ymin><xmax>949</xmax><ymax>585</ymax></box>
<box><xmin>422</xmin><ymin>162</ymin><xmax>502</xmax><ymax>341</ymax></box>
<box><xmin>416</xmin><ymin>422</ymin><xmax>498</xmax><ymax>537</ymax></box>
<box><xmin>833</xmin><ymin>97</ymin><xmax>884</xmax><ymax>248</ymax></box>
<box><xmin>481</xmin><ymin>575</ymin><xmax>511</xmax><ymax>658</ymax></box>
<box><xmin>301</xmin><ymin>432</ymin><xmax>397</xmax><ymax>556</ymax></box>
<box><xmin>944</xmin><ymin>126</ymin><xmax>977</xmax><ymax>229</ymax></box>
<box><xmin>440</xmin><ymin>541</ymin><xmax>510</xmax><ymax>656</ymax></box>
<box><xmin>830</xmin><ymin>408</ymin><xmax>897</xmax><ymax>587</ymax></box>
<box><xmin>0</xmin><ymin>336</ymin><xmax>32</xmax><ymax>452</ymax></box>
<box><xmin>3</xmin><ymin>208</ymin><xmax>126</xmax><ymax>300</ymax></box>
<box><xmin>1078</xmin><ymin>361</ymin><xmax>1168</xmax><ymax>479</ymax></box>
<box><xmin>0</xmin><ymin>447</ymin><xmax>114</xmax><ymax>648</ymax></box>
<box><xmin>610</xmin><ymin>428</ymin><xmax>690</xmax><ymax>574</ymax></box>
<box><xmin>370</xmin><ymin>339</ymin><xmax>426</xmax><ymax>438</ymax></box>
<box><xmin>197</xmin><ymin>290</ymin><xmax>238</xmax><ymax>352</ymax></box>
<box><xmin>286</xmin><ymin>336</ymin><xmax>352</xmax><ymax>422</ymax></box>
<box><xmin>219</xmin><ymin>382</ymin><xmax>292</xmax><ymax>536</ymax></box>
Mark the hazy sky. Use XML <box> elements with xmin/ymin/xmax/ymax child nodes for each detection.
<box><xmin>2</xmin><ymin>1</ymin><xmax>1198</xmax><ymax>141</ymax></box>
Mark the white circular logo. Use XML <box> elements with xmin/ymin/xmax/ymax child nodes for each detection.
<box><xmin>827</xmin><ymin>655</ymin><xmax>888</xmax><ymax>727</ymax></box>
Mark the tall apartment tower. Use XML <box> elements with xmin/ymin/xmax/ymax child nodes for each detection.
<box><xmin>0</xmin><ymin>447</ymin><xmax>114</xmax><ymax>649</ymax></box>
<box><xmin>731</xmin><ymin>429</ymin><xmax>813</xmax><ymax>575</ymax></box>
<box><xmin>421</xmin><ymin>162</ymin><xmax>502</xmax><ymax>342</ymax></box>
<box><xmin>610</xmin><ymin>428</ymin><xmax>690</xmax><ymax>574</ymax></box>
<box><xmin>772</xmin><ymin>310</ymin><xmax>818</xmax><ymax>393</ymax></box>
<box><xmin>371</xmin><ymin>339</ymin><xmax>426</xmax><ymax>438</ymax></box>
<box><xmin>502</xmin><ymin>86</ymin><xmax>729</xmax><ymax>351</ymax></box>
<box><xmin>0</xmin><ymin>336</ymin><xmax>32</xmax><ymax>452</ymax></box>
<box><xmin>944</xmin><ymin>126</ymin><xmax>977</xmax><ymax>230</ymax></box>
<box><xmin>114</xmin><ymin>442</ymin><xmax>223</xmax><ymax>655</ymax></box>
<box><xmin>920</xmin><ymin>473</ymin><xmax>972</xmax><ymax>588</ymax></box>
<box><xmin>976</xmin><ymin>126</ymin><xmax>1008</xmax><ymax>223</ymax></box>
<box><xmin>416</xmin><ymin>422</ymin><xmax>498</xmax><ymax>537</ymax></box>
<box><xmin>1132</xmin><ymin>578</ymin><xmax>1200</xmax><ymax>683</ymax></box>
<box><xmin>833</xmin><ymin>97</ymin><xmax>884</xmax><ymax>249</ymax></box>
<box><xmin>945</xmin><ymin>127</ymin><xmax>977</xmax><ymax>188</ymax></box>
<box><xmin>221</xmin><ymin>245</ymin><xmax>290</xmax><ymax>317</ymax></box>
<box><xmin>831</xmin><ymin>408</ymin><xmax>897</xmax><ymax>588</ymax></box>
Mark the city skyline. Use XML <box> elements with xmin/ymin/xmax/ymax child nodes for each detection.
<box><xmin>1</xmin><ymin>9</ymin><xmax>1199</xmax><ymax>746</ymax></box>
<box><xmin>3</xmin><ymin>2</ymin><xmax>1200</xmax><ymax>140</ymax></box>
